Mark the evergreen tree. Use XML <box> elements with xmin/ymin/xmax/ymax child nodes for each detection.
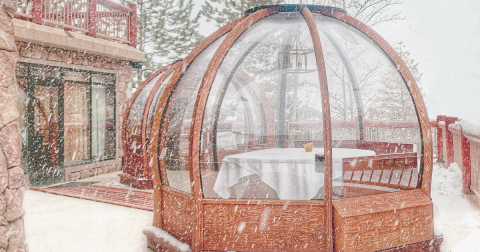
<box><xmin>395</xmin><ymin>42</ymin><xmax>422</xmax><ymax>86</ymax></box>
<box><xmin>121</xmin><ymin>0</ymin><xmax>204</xmax><ymax>82</ymax></box>
<box><xmin>367</xmin><ymin>41</ymin><xmax>423</xmax><ymax>122</ymax></box>
<box><xmin>201</xmin><ymin>0</ymin><xmax>286</xmax><ymax>28</ymax></box>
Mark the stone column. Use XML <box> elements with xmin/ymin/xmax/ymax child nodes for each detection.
<box><xmin>0</xmin><ymin>1</ymin><xmax>28</xmax><ymax>251</ymax></box>
<box><xmin>116</xmin><ymin>64</ymin><xmax>133</xmax><ymax>160</ymax></box>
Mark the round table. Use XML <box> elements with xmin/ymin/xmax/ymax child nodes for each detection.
<box><xmin>213</xmin><ymin>148</ymin><xmax>376</xmax><ymax>200</ymax></box>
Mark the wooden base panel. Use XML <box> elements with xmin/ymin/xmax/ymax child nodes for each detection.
<box><xmin>333</xmin><ymin>190</ymin><xmax>434</xmax><ymax>252</ymax></box>
<box><xmin>379</xmin><ymin>235</ymin><xmax>443</xmax><ymax>252</ymax></box>
<box><xmin>202</xmin><ymin>201</ymin><xmax>326</xmax><ymax>251</ymax></box>
<box><xmin>118</xmin><ymin>173</ymin><xmax>153</xmax><ymax>189</ymax></box>
<box><xmin>161</xmin><ymin>187</ymin><xmax>194</xmax><ymax>244</ymax></box>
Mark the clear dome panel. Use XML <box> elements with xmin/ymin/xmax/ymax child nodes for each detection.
<box><xmin>145</xmin><ymin>71</ymin><xmax>174</xmax><ymax>147</ymax></box>
<box><xmin>125</xmin><ymin>73</ymin><xmax>163</xmax><ymax>154</ymax></box>
<box><xmin>200</xmin><ymin>13</ymin><xmax>326</xmax><ymax>200</ymax></box>
<box><xmin>314</xmin><ymin>14</ymin><xmax>422</xmax><ymax>199</ymax></box>
<box><xmin>160</xmin><ymin>34</ymin><xmax>228</xmax><ymax>194</ymax></box>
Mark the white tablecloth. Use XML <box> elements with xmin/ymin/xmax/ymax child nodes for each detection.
<box><xmin>213</xmin><ymin>148</ymin><xmax>375</xmax><ymax>200</ymax></box>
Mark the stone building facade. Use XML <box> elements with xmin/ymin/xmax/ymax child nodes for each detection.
<box><xmin>0</xmin><ymin>0</ymin><xmax>143</xmax><ymax>250</ymax></box>
<box><xmin>12</xmin><ymin>17</ymin><xmax>144</xmax><ymax>186</ymax></box>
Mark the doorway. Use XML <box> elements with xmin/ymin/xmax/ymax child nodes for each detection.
<box><xmin>27</xmin><ymin>74</ymin><xmax>65</xmax><ymax>186</ymax></box>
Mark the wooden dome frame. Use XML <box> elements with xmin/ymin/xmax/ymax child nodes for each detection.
<box><xmin>123</xmin><ymin>4</ymin><xmax>438</xmax><ymax>251</ymax></box>
<box><xmin>121</xmin><ymin>61</ymin><xmax>181</xmax><ymax>188</ymax></box>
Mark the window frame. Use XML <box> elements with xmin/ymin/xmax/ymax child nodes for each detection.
<box><xmin>17</xmin><ymin>63</ymin><xmax>117</xmax><ymax>171</ymax></box>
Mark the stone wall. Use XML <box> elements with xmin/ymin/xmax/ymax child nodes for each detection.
<box><xmin>0</xmin><ymin>1</ymin><xmax>28</xmax><ymax>251</ymax></box>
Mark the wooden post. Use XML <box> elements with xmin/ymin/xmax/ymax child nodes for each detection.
<box><xmin>88</xmin><ymin>0</ymin><xmax>97</xmax><ymax>37</ymax></box>
<box><xmin>461</xmin><ymin>127</ymin><xmax>471</xmax><ymax>194</ymax></box>
<box><xmin>64</xmin><ymin>5</ymin><xmax>72</xmax><ymax>31</ymax></box>
<box><xmin>128</xmin><ymin>3</ymin><xmax>137</xmax><ymax>47</ymax></box>
<box><xmin>445</xmin><ymin>116</ymin><xmax>458</xmax><ymax>167</ymax></box>
<box><xmin>32</xmin><ymin>0</ymin><xmax>42</xmax><ymax>24</ymax></box>
<box><xmin>437</xmin><ymin>115</ymin><xmax>446</xmax><ymax>163</ymax></box>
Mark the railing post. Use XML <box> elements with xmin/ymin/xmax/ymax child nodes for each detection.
<box><xmin>437</xmin><ymin>115</ymin><xmax>445</xmax><ymax>163</ymax></box>
<box><xmin>32</xmin><ymin>0</ymin><xmax>43</xmax><ymax>24</ymax></box>
<box><xmin>128</xmin><ymin>3</ymin><xmax>137</xmax><ymax>47</ymax></box>
<box><xmin>88</xmin><ymin>0</ymin><xmax>97</xmax><ymax>37</ymax></box>
<box><xmin>65</xmin><ymin>5</ymin><xmax>72</xmax><ymax>31</ymax></box>
<box><xmin>461</xmin><ymin>127</ymin><xmax>471</xmax><ymax>194</ymax></box>
<box><xmin>445</xmin><ymin>116</ymin><xmax>458</xmax><ymax>167</ymax></box>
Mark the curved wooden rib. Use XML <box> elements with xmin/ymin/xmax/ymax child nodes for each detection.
<box><xmin>318</xmin><ymin>9</ymin><xmax>433</xmax><ymax>197</ymax></box>
<box><xmin>206</xmin><ymin>43</ymin><xmax>277</xmax><ymax>172</ymax></box>
<box><xmin>300</xmin><ymin>7</ymin><xmax>334</xmax><ymax>252</ymax></box>
<box><xmin>146</xmin><ymin>17</ymin><xmax>244</xmax><ymax>233</ymax></box>
<box><xmin>188</xmin><ymin>8</ymin><xmax>279</xmax><ymax>252</ymax></box>
<box><xmin>122</xmin><ymin>64</ymin><xmax>170</xmax><ymax>163</ymax></box>
<box><xmin>152</xmin><ymin>17</ymin><xmax>246</xmax><ymax>188</ymax></box>
<box><xmin>234</xmin><ymin>69</ymin><xmax>276</xmax><ymax>147</ymax></box>
<box><xmin>140</xmin><ymin>62</ymin><xmax>181</xmax><ymax>178</ymax></box>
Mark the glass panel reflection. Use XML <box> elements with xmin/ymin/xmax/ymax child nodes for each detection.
<box><xmin>64</xmin><ymin>83</ymin><xmax>90</xmax><ymax>164</ymax></box>
<box><xmin>126</xmin><ymin>74</ymin><xmax>162</xmax><ymax>154</ymax></box>
<box><xmin>92</xmin><ymin>85</ymin><xmax>115</xmax><ymax>160</ymax></box>
<box><xmin>199</xmin><ymin>13</ymin><xmax>325</xmax><ymax>200</ymax></box>
<box><xmin>314</xmin><ymin>14</ymin><xmax>421</xmax><ymax>199</ymax></box>
<box><xmin>161</xmin><ymin>34</ymin><xmax>229</xmax><ymax>194</ymax></box>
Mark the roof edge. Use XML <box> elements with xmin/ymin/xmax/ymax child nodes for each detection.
<box><xmin>244</xmin><ymin>4</ymin><xmax>347</xmax><ymax>16</ymax></box>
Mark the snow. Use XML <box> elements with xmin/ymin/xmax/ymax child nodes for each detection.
<box><xmin>459</xmin><ymin>118</ymin><xmax>480</xmax><ymax>137</ymax></box>
<box><xmin>22</xmin><ymin>163</ymin><xmax>480</xmax><ymax>252</ymax></box>
<box><xmin>431</xmin><ymin>163</ymin><xmax>480</xmax><ymax>252</ymax></box>
<box><xmin>24</xmin><ymin>190</ymin><xmax>153</xmax><ymax>252</ymax></box>
<box><xmin>143</xmin><ymin>226</ymin><xmax>190</xmax><ymax>252</ymax></box>
<box><xmin>432</xmin><ymin>163</ymin><xmax>463</xmax><ymax>197</ymax></box>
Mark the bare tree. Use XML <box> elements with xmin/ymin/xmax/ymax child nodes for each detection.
<box><xmin>300</xmin><ymin>0</ymin><xmax>404</xmax><ymax>26</ymax></box>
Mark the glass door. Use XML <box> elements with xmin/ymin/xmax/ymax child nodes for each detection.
<box><xmin>27</xmin><ymin>73</ymin><xmax>64</xmax><ymax>186</ymax></box>
<box><xmin>63</xmin><ymin>82</ymin><xmax>90</xmax><ymax>164</ymax></box>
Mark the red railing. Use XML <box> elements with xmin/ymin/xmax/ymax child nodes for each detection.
<box><xmin>288</xmin><ymin>119</ymin><xmax>437</xmax><ymax>151</ymax></box>
<box><xmin>15</xmin><ymin>0</ymin><xmax>137</xmax><ymax>47</ymax></box>
<box><xmin>433</xmin><ymin>115</ymin><xmax>480</xmax><ymax>195</ymax></box>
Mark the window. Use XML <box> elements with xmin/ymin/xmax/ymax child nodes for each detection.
<box><xmin>17</xmin><ymin>63</ymin><xmax>116</xmax><ymax>186</ymax></box>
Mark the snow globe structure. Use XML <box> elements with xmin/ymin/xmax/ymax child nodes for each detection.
<box><xmin>125</xmin><ymin>4</ymin><xmax>441</xmax><ymax>251</ymax></box>
<box><xmin>122</xmin><ymin>61</ymin><xmax>181</xmax><ymax>188</ymax></box>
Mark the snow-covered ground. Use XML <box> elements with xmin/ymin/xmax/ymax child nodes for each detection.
<box><xmin>24</xmin><ymin>190</ymin><xmax>153</xmax><ymax>252</ymax></box>
<box><xmin>431</xmin><ymin>163</ymin><xmax>480</xmax><ymax>252</ymax></box>
<box><xmin>23</xmin><ymin>164</ymin><xmax>480</xmax><ymax>251</ymax></box>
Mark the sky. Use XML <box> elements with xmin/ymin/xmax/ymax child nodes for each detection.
<box><xmin>373</xmin><ymin>0</ymin><xmax>480</xmax><ymax>121</ymax></box>
<box><xmin>192</xmin><ymin>0</ymin><xmax>480</xmax><ymax>121</ymax></box>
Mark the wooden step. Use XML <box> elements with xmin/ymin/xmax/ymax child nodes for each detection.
<box><xmin>32</xmin><ymin>185</ymin><xmax>154</xmax><ymax>211</ymax></box>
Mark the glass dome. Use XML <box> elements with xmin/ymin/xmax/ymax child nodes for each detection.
<box><xmin>128</xmin><ymin>5</ymin><xmax>436</xmax><ymax>251</ymax></box>
<box><xmin>121</xmin><ymin>62</ymin><xmax>180</xmax><ymax>188</ymax></box>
